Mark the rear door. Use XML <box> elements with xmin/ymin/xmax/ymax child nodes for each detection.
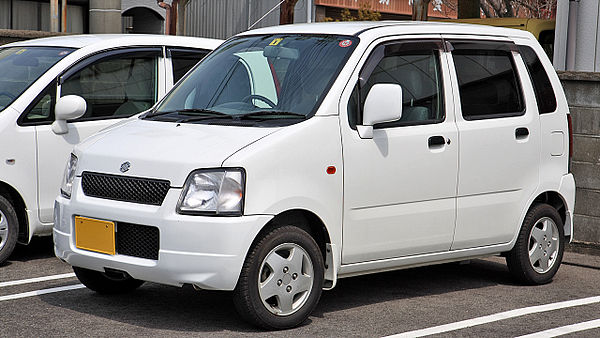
<box><xmin>446</xmin><ymin>38</ymin><xmax>541</xmax><ymax>249</ymax></box>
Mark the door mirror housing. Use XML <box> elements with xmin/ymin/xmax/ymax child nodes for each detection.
<box><xmin>52</xmin><ymin>95</ymin><xmax>86</xmax><ymax>134</ymax></box>
<box><xmin>357</xmin><ymin>83</ymin><xmax>403</xmax><ymax>139</ymax></box>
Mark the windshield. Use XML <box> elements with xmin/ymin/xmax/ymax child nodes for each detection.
<box><xmin>149</xmin><ymin>34</ymin><xmax>358</xmax><ymax>125</ymax></box>
<box><xmin>0</xmin><ymin>46</ymin><xmax>74</xmax><ymax>112</ymax></box>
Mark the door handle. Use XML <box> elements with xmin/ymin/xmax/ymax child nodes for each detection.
<box><xmin>515</xmin><ymin>127</ymin><xmax>529</xmax><ymax>139</ymax></box>
<box><xmin>428</xmin><ymin>135</ymin><xmax>446</xmax><ymax>148</ymax></box>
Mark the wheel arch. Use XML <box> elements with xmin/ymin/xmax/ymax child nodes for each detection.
<box><xmin>0</xmin><ymin>181</ymin><xmax>29</xmax><ymax>243</ymax></box>
<box><xmin>247</xmin><ymin>209</ymin><xmax>337</xmax><ymax>288</ymax></box>
<box><xmin>529</xmin><ymin>190</ymin><xmax>569</xmax><ymax>239</ymax></box>
<box><xmin>255</xmin><ymin>209</ymin><xmax>332</xmax><ymax>260</ymax></box>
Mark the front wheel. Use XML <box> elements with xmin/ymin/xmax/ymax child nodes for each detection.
<box><xmin>73</xmin><ymin>266</ymin><xmax>144</xmax><ymax>294</ymax></box>
<box><xmin>233</xmin><ymin>226</ymin><xmax>324</xmax><ymax>330</ymax></box>
<box><xmin>506</xmin><ymin>203</ymin><xmax>565</xmax><ymax>285</ymax></box>
<box><xmin>0</xmin><ymin>195</ymin><xmax>19</xmax><ymax>265</ymax></box>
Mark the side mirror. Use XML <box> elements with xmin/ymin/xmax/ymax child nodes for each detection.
<box><xmin>52</xmin><ymin>95</ymin><xmax>87</xmax><ymax>135</ymax></box>
<box><xmin>357</xmin><ymin>83</ymin><xmax>403</xmax><ymax>139</ymax></box>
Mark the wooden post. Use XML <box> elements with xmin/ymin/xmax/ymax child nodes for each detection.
<box><xmin>458</xmin><ymin>0</ymin><xmax>480</xmax><ymax>18</ymax></box>
<box><xmin>412</xmin><ymin>0</ymin><xmax>431</xmax><ymax>21</ymax></box>
<box><xmin>280</xmin><ymin>0</ymin><xmax>299</xmax><ymax>25</ymax></box>
<box><xmin>50</xmin><ymin>0</ymin><xmax>59</xmax><ymax>32</ymax></box>
<box><xmin>61</xmin><ymin>0</ymin><xmax>68</xmax><ymax>32</ymax></box>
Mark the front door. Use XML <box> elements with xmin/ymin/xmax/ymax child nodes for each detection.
<box><xmin>341</xmin><ymin>39</ymin><xmax>458</xmax><ymax>264</ymax></box>
<box><xmin>21</xmin><ymin>49</ymin><xmax>163</xmax><ymax>223</ymax></box>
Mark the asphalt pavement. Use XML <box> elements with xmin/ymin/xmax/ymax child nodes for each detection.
<box><xmin>1</xmin><ymin>237</ymin><xmax>599</xmax><ymax>337</ymax></box>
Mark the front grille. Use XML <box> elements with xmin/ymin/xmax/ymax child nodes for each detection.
<box><xmin>116</xmin><ymin>222</ymin><xmax>159</xmax><ymax>260</ymax></box>
<box><xmin>81</xmin><ymin>171</ymin><xmax>170</xmax><ymax>206</ymax></box>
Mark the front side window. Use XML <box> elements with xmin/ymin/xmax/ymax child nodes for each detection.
<box><xmin>149</xmin><ymin>35</ymin><xmax>358</xmax><ymax>126</ymax></box>
<box><xmin>0</xmin><ymin>47</ymin><xmax>73</xmax><ymax>112</ymax></box>
<box><xmin>61</xmin><ymin>51</ymin><xmax>159</xmax><ymax>120</ymax></box>
<box><xmin>451</xmin><ymin>41</ymin><xmax>524</xmax><ymax>120</ymax></box>
<box><xmin>348</xmin><ymin>40</ymin><xmax>445</xmax><ymax>129</ymax></box>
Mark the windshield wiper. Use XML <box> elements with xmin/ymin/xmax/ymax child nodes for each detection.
<box><xmin>147</xmin><ymin>108</ymin><xmax>227</xmax><ymax>118</ymax></box>
<box><xmin>237</xmin><ymin>111</ymin><xmax>307</xmax><ymax>119</ymax></box>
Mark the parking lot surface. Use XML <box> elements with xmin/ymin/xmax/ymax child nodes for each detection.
<box><xmin>2</xmin><ymin>237</ymin><xmax>600</xmax><ymax>337</ymax></box>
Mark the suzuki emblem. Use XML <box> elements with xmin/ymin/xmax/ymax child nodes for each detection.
<box><xmin>120</xmin><ymin>161</ymin><xmax>131</xmax><ymax>173</ymax></box>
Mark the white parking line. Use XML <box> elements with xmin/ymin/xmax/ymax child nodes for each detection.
<box><xmin>0</xmin><ymin>284</ymin><xmax>85</xmax><ymax>302</ymax></box>
<box><xmin>0</xmin><ymin>273</ymin><xmax>76</xmax><ymax>288</ymax></box>
<box><xmin>385</xmin><ymin>295</ymin><xmax>600</xmax><ymax>338</ymax></box>
<box><xmin>516</xmin><ymin>318</ymin><xmax>600</xmax><ymax>338</ymax></box>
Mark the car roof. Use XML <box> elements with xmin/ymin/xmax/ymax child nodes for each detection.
<box><xmin>2</xmin><ymin>34</ymin><xmax>223</xmax><ymax>50</ymax></box>
<box><xmin>240</xmin><ymin>21</ymin><xmax>534</xmax><ymax>39</ymax></box>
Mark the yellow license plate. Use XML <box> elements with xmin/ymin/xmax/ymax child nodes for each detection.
<box><xmin>75</xmin><ymin>216</ymin><xmax>115</xmax><ymax>255</ymax></box>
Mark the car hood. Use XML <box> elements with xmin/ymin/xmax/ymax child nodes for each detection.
<box><xmin>74</xmin><ymin>119</ymin><xmax>280</xmax><ymax>187</ymax></box>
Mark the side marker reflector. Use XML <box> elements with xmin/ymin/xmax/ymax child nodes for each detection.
<box><xmin>326</xmin><ymin>166</ymin><xmax>336</xmax><ymax>175</ymax></box>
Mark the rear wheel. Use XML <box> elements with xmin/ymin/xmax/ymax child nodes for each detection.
<box><xmin>73</xmin><ymin>266</ymin><xmax>144</xmax><ymax>294</ymax></box>
<box><xmin>506</xmin><ymin>203</ymin><xmax>564</xmax><ymax>285</ymax></box>
<box><xmin>233</xmin><ymin>226</ymin><xmax>324</xmax><ymax>330</ymax></box>
<box><xmin>0</xmin><ymin>195</ymin><xmax>18</xmax><ymax>265</ymax></box>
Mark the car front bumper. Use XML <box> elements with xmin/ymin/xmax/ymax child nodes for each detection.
<box><xmin>53</xmin><ymin>180</ymin><xmax>272</xmax><ymax>290</ymax></box>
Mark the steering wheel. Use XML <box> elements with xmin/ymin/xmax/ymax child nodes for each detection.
<box><xmin>242</xmin><ymin>94</ymin><xmax>276</xmax><ymax>108</ymax></box>
<box><xmin>0</xmin><ymin>92</ymin><xmax>16</xmax><ymax>101</ymax></box>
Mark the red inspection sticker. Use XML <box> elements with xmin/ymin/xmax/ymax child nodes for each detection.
<box><xmin>339</xmin><ymin>39</ymin><xmax>352</xmax><ymax>48</ymax></box>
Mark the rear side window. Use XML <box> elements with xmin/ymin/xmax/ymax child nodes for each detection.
<box><xmin>451</xmin><ymin>41</ymin><xmax>524</xmax><ymax>120</ymax></box>
<box><xmin>169</xmin><ymin>49</ymin><xmax>209</xmax><ymax>83</ymax></box>
<box><xmin>518</xmin><ymin>45</ymin><xmax>557</xmax><ymax>114</ymax></box>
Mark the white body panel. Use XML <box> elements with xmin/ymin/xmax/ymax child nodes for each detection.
<box><xmin>53</xmin><ymin>22</ymin><xmax>575</xmax><ymax>291</ymax></box>
<box><xmin>0</xmin><ymin>35</ymin><xmax>222</xmax><ymax>241</ymax></box>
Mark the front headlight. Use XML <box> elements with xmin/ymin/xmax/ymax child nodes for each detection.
<box><xmin>60</xmin><ymin>153</ymin><xmax>78</xmax><ymax>198</ymax></box>
<box><xmin>177</xmin><ymin>168</ymin><xmax>245</xmax><ymax>216</ymax></box>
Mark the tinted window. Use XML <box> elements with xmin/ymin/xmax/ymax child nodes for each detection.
<box><xmin>519</xmin><ymin>45</ymin><xmax>557</xmax><ymax>114</ymax></box>
<box><xmin>61</xmin><ymin>51</ymin><xmax>158</xmax><ymax>120</ymax></box>
<box><xmin>169</xmin><ymin>49</ymin><xmax>209</xmax><ymax>83</ymax></box>
<box><xmin>348</xmin><ymin>41</ymin><xmax>445</xmax><ymax>129</ymax></box>
<box><xmin>452</xmin><ymin>42</ymin><xmax>524</xmax><ymax>120</ymax></box>
<box><xmin>0</xmin><ymin>47</ymin><xmax>73</xmax><ymax>112</ymax></box>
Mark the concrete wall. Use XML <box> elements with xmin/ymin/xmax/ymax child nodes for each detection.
<box><xmin>0</xmin><ymin>29</ymin><xmax>65</xmax><ymax>45</ymax></box>
<box><xmin>559</xmin><ymin>71</ymin><xmax>600</xmax><ymax>246</ymax></box>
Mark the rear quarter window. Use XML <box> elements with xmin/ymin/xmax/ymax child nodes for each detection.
<box><xmin>518</xmin><ymin>45</ymin><xmax>557</xmax><ymax>114</ymax></box>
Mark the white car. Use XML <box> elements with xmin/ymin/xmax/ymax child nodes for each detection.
<box><xmin>0</xmin><ymin>34</ymin><xmax>222</xmax><ymax>263</ymax></box>
<box><xmin>53</xmin><ymin>22</ymin><xmax>575</xmax><ymax>329</ymax></box>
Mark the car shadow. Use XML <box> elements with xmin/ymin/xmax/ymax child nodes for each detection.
<box><xmin>40</xmin><ymin>257</ymin><xmax>516</xmax><ymax>333</ymax></box>
<box><xmin>1</xmin><ymin>236</ymin><xmax>55</xmax><ymax>267</ymax></box>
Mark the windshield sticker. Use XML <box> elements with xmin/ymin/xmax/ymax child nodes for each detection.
<box><xmin>339</xmin><ymin>40</ymin><xmax>352</xmax><ymax>48</ymax></box>
<box><xmin>15</xmin><ymin>49</ymin><xmax>27</xmax><ymax>55</ymax></box>
<box><xmin>269</xmin><ymin>38</ymin><xmax>284</xmax><ymax>46</ymax></box>
<box><xmin>58</xmin><ymin>50</ymin><xmax>71</xmax><ymax>56</ymax></box>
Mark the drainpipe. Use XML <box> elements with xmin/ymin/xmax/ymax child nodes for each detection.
<box><xmin>566</xmin><ymin>0</ymin><xmax>580</xmax><ymax>71</ymax></box>
<box><xmin>157</xmin><ymin>1</ymin><xmax>172</xmax><ymax>35</ymax></box>
<box><xmin>157</xmin><ymin>1</ymin><xmax>178</xmax><ymax>35</ymax></box>
<box><xmin>306</xmin><ymin>0</ymin><xmax>311</xmax><ymax>23</ymax></box>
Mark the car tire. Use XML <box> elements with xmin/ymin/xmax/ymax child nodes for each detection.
<box><xmin>0</xmin><ymin>195</ymin><xmax>19</xmax><ymax>265</ymax></box>
<box><xmin>73</xmin><ymin>266</ymin><xmax>144</xmax><ymax>294</ymax></box>
<box><xmin>233</xmin><ymin>225</ymin><xmax>324</xmax><ymax>330</ymax></box>
<box><xmin>506</xmin><ymin>203</ymin><xmax>565</xmax><ymax>285</ymax></box>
